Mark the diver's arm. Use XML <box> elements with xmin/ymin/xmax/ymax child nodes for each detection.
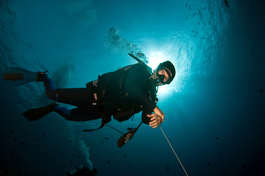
<box><xmin>126</xmin><ymin>65</ymin><xmax>163</xmax><ymax>128</ymax></box>
<box><xmin>147</xmin><ymin>106</ymin><xmax>165</xmax><ymax>128</ymax></box>
<box><xmin>153</xmin><ymin>106</ymin><xmax>165</xmax><ymax>123</ymax></box>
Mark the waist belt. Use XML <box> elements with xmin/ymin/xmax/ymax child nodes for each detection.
<box><xmin>87</xmin><ymin>81</ymin><xmax>111</xmax><ymax>124</ymax></box>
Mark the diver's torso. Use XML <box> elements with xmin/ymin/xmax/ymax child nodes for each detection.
<box><xmin>98</xmin><ymin>64</ymin><xmax>157</xmax><ymax>118</ymax></box>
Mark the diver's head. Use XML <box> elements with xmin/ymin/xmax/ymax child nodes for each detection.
<box><xmin>153</xmin><ymin>61</ymin><xmax>175</xmax><ymax>86</ymax></box>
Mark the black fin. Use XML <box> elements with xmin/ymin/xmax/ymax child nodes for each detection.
<box><xmin>22</xmin><ymin>103</ymin><xmax>58</xmax><ymax>121</ymax></box>
<box><xmin>3</xmin><ymin>67</ymin><xmax>38</xmax><ymax>86</ymax></box>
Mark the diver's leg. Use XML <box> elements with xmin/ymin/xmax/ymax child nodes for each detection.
<box><xmin>41</xmin><ymin>74</ymin><xmax>57</xmax><ymax>98</ymax></box>
<box><xmin>39</xmin><ymin>74</ymin><xmax>93</xmax><ymax>107</ymax></box>
<box><xmin>54</xmin><ymin>106</ymin><xmax>101</xmax><ymax>121</ymax></box>
<box><xmin>54</xmin><ymin>88</ymin><xmax>93</xmax><ymax>107</ymax></box>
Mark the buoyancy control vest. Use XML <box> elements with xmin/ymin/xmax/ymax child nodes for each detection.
<box><xmin>87</xmin><ymin>64</ymin><xmax>157</xmax><ymax>122</ymax></box>
<box><xmin>100</xmin><ymin>64</ymin><xmax>139</xmax><ymax>122</ymax></box>
<box><xmin>97</xmin><ymin>64</ymin><xmax>133</xmax><ymax>101</ymax></box>
<box><xmin>84</xmin><ymin>54</ymin><xmax>157</xmax><ymax>147</ymax></box>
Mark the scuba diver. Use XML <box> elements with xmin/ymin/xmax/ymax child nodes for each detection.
<box><xmin>3</xmin><ymin>53</ymin><xmax>175</xmax><ymax>139</ymax></box>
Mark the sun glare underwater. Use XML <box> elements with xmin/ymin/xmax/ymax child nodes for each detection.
<box><xmin>0</xmin><ymin>0</ymin><xmax>265</xmax><ymax>176</ymax></box>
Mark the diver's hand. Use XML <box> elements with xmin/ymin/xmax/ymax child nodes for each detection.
<box><xmin>153</xmin><ymin>106</ymin><xmax>165</xmax><ymax>123</ymax></box>
<box><xmin>147</xmin><ymin>114</ymin><xmax>162</xmax><ymax>129</ymax></box>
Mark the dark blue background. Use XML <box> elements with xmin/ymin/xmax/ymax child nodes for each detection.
<box><xmin>0</xmin><ymin>0</ymin><xmax>264</xmax><ymax>175</ymax></box>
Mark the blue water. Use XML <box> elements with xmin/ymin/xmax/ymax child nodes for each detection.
<box><xmin>1</xmin><ymin>0</ymin><xmax>265</xmax><ymax>175</ymax></box>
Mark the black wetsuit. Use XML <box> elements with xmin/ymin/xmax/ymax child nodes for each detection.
<box><xmin>42</xmin><ymin>64</ymin><xmax>157</xmax><ymax>123</ymax></box>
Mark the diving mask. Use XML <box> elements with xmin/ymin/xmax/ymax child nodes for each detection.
<box><xmin>153</xmin><ymin>68</ymin><xmax>172</xmax><ymax>85</ymax></box>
